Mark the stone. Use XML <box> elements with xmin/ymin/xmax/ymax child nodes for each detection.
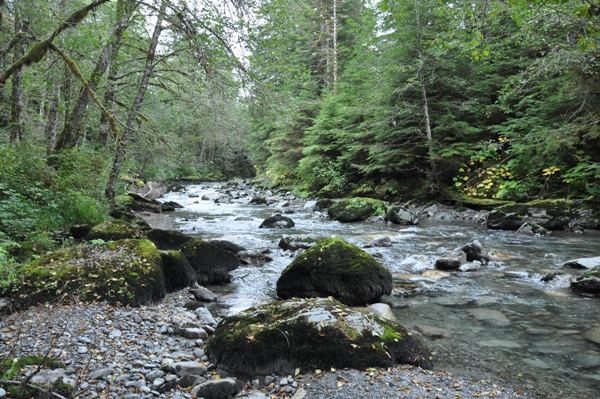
<box><xmin>571</xmin><ymin>266</ymin><xmax>600</xmax><ymax>295</ymax></box>
<box><xmin>487</xmin><ymin>199</ymin><xmax>576</xmax><ymax>230</ymax></box>
<box><xmin>468</xmin><ymin>308</ymin><xmax>510</xmax><ymax>326</ymax></box>
<box><xmin>515</xmin><ymin>221</ymin><xmax>551</xmax><ymax>236</ymax></box>
<box><xmin>583</xmin><ymin>327</ymin><xmax>600</xmax><ymax>345</ymax></box>
<box><xmin>174</xmin><ymin>326</ymin><xmax>208</xmax><ymax>340</ymax></box>
<box><xmin>189</xmin><ymin>285</ymin><xmax>219</xmax><ymax>302</ymax></box>
<box><xmin>385</xmin><ymin>206</ymin><xmax>419</xmax><ymax>225</ymax></box>
<box><xmin>146</xmin><ymin>229</ymin><xmax>192</xmax><ymax>250</ymax></box>
<box><xmin>365</xmin><ymin>303</ymin><xmax>396</xmax><ymax>321</ymax></box>
<box><xmin>190</xmin><ymin>378</ymin><xmax>243</xmax><ymax>399</ymax></box>
<box><xmin>435</xmin><ymin>250</ymin><xmax>467</xmax><ymax>271</ymax></box>
<box><xmin>364</xmin><ymin>236</ymin><xmax>392</xmax><ymax>248</ymax></box>
<box><xmin>459</xmin><ymin>261</ymin><xmax>482</xmax><ymax>272</ymax></box>
<box><xmin>278</xmin><ymin>235</ymin><xmax>318</xmax><ymax>251</ymax></box>
<box><xmin>276</xmin><ymin>237</ymin><xmax>392</xmax><ymax>306</ymax></box>
<box><xmin>564</xmin><ymin>256</ymin><xmax>600</xmax><ymax>269</ymax></box>
<box><xmin>88</xmin><ymin>368</ymin><xmax>115</xmax><ymax>380</ymax></box>
<box><xmin>162</xmin><ymin>361</ymin><xmax>208</xmax><ymax>378</ymax></box>
<box><xmin>259</xmin><ymin>214</ymin><xmax>295</xmax><ymax>228</ymax></box>
<box><xmin>179</xmin><ymin>239</ymin><xmax>240</xmax><ymax>285</ymax></box>
<box><xmin>414</xmin><ymin>324</ymin><xmax>451</xmax><ymax>339</ymax></box>
<box><xmin>195</xmin><ymin>307</ymin><xmax>217</xmax><ymax>326</ymax></box>
<box><xmin>477</xmin><ymin>339</ymin><xmax>523</xmax><ymax>349</ymax></box>
<box><xmin>145</xmin><ymin>369</ymin><xmax>165</xmax><ymax>382</ymax></box>
<box><xmin>461</xmin><ymin>240</ymin><xmax>489</xmax><ymax>263</ymax></box>
<box><xmin>209</xmin><ymin>297</ymin><xmax>433</xmax><ymax>378</ymax></box>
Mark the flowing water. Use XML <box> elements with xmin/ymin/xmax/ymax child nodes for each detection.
<box><xmin>162</xmin><ymin>183</ymin><xmax>600</xmax><ymax>399</ymax></box>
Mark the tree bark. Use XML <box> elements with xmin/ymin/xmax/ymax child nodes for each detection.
<box><xmin>9</xmin><ymin>8</ymin><xmax>26</xmax><ymax>143</ymax></box>
<box><xmin>54</xmin><ymin>0</ymin><xmax>134</xmax><ymax>152</ymax></box>
<box><xmin>105</xmin><ymin>0</ymin><xmax>166</xmax><ymax>201</ymax></box>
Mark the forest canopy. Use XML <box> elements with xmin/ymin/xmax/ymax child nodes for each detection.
<box><xmin>1</xmin><ymin>0</ymin><xmax>599</xmax><ymax>255</ymax></box>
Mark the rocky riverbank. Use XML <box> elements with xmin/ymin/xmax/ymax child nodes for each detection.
<box><xmin>0</xmin><ymin>291</ymin><xmax>533</xmax><ymax>399</ymax></box>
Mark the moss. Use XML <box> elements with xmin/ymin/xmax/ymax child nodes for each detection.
<box><xmin>86</xmin><ymin>220</ymin><xmax>146</xmax><ymax>241</ymax></box>
<box><xmin>12</xmin><ymin>239</ymin><xmax>165</xmax><ymax>308</ymax></box>
<box><xmin>328</xmin><ymin>197</ymin><xmax>387</xmax><ymax>222</ymax></box>
<box><xmin>579</xmin><ymin>267</ymin><xmax>600</xmax><ymax>280</ymax></box>
<box><xmin>1</xmin><ymin>356</ymin><xmax>65</xmax><ymax>380</ymax></box>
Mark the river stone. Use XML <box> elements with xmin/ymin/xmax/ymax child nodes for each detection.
<box><xmin>477</xmin><ymin>339</ymin><xmax>523</xmax><ymax>349</ymax></box>
<box><xmin>259</xmin><ymin>214</ymin><xmax>295</xmax><ymax>228</ymax></box>
<box><xmin>209</xmin><ymin>240</ymin><xmax>246</xmax><ymax>254</ymax></box>
<box><xmin>468</xmin><ymin>308</ymin><xmax>510</xmax><ymax>326</ymax></box>
<box><xmin>179</xmin><ymin>239</ymin><xmax>240</xmax><ymax>284</ymax></box>
<box><xmin>564</xmin><ymin>256</ymin><xmax>600</xmax><ymax>269</ymax></box>
<box><xmin>571</xmin><ymin>266</ymin><xmax>600</xmax><ymax>295</ymax></box>
<box><xmin>461</xmin><ymin>240</ymin><xmax>489</xmax><ymax>263</ymax></box>
<box><xmin>162</xmin><ymin>361</ymin><xmax>208</xmax><ymax>377</ymax></box>
<box><xmin>583</xmin><ymin>327</ymin><xmax>600</xmax><ymax>345</ymax></box>
<box><xmin>365</xmin><ymin>303</ymin><xmax>396</xmax><ymax>321</ymax></box>
<box><xmin>523</xmin><ymin>358</ymin><xmax>552</xmax><ymax>369</ymax></box>
<box><xmin>435</xmin><ymin>250</ymin><xmax>467</xmax><ymax>271</ymax></box>
<box><xmin>11</xmin><ymin>239</ymin><xmax>166</xmax><ymax>308</ymax></box>
<box><xmin>209</xmin><ymin>297</ymin><xmax>433</xmax><ymax>378</ymax></box>
<box><xmin>414</xmin><ymin>324</ymin><xmax>451</xmax><ymax>339</ymax></box>
<box><xmin>189</xmin><ymin>285</ymin><xmax>219</xmax><ymax>302</ymax></box>
<box><xmin>276</xmin><ymin>237</ymin><xmax>393</xmax><ymax>306</ymax></box>
<box><xmin>385</xmin><ymin>206</ymin><xmax>419</xmax><ymax>225</ymax></box>
<box><xmin>327</xmin><ymin>197</ymin><xmax>386</xmax><ymax>223</ymax></box>
<box><xmin>364</xmin><ymin>236</ymin><xmax>392</xmax><ymax>248</ymax></box>
<box><xmin>145</xmin><ymin>229</ymin><xmax>192</xmax><ymax>250</ymax></box>
<box><xmin>190</xmin><ymin>378</ymin><xmax>243</xmax><ymax>399</ymax></box>
<box><xmin>85</xmin><ymin>220</ymin><xmax>148</xmax><ymax>241</ymax></box>
<box><xmin>278</xmin><ymin>235</ymin><xmax>318</xmax><ymax>251</ymax></box>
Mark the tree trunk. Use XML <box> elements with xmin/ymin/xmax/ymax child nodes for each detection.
<box><xmin>54</xmin><ymin>0</ymin><xmax>133</xmax><ymax>152</ymax></box>
<box><xmin>105</xmin><ymin>0</ymin><xmax>165</xmax><ymax>201</ymax></box>
<box><xmin>332</xmin><ymin>0</ymin><xmax>338</xmax><ymax>94</ymax></box>
<box><xmin>9</xmin><ymin>9</ymin><xmax>26</xmax><ymax>143</ymax></box>
<box><xmin>415</xmin><ymin>0</ymin><xmax>438</xmax><ymax>192</ymax></box>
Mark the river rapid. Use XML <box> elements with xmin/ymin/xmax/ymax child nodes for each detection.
<box><xmin>161</xmin><ymin>182</ymin><xmax>600</xmax><ymax>399</ymax></box>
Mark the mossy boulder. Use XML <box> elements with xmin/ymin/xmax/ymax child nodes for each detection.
<box><xmin>160</xmin><ymin>250</ymin><xmax>198</xmax><ymax>293</ymax></box>
<box><xmin>327</xmin><ymin>197</ymin><xmax>386</xmax><ymax>223</ymax></box>
<box><xmin>179</xmin><ymin>239</ymin><xmax>240</xmax><ymax>284</ymax></box>
<box><xmin>208</xmin><ymin>297</ymin><xmax>433</xmax><ymax>378</ymax></box>
<box><xmin>258</xmin><ymin>214</ymin><xmax>295</xmax><ymax>228</ymax></box>
<box><xmin>486</xmin><ymin>199</ymin><xmax>576</xmax><ymax>230</ymax></box>
<box><xmin>10</xmin><ymin>239</ymin><xmax>165</xmax><ymax>308</ymax></box>
<box><xmin>85</xmin><ymin>220</ymin><xmax>147</xmax><ymax>242</ymax></box>
<box><xmin>276</xmin><ymin>237</ymin><xmax>392</xmax><ymax>306</ymax></box>
<box><xmin>571</xmin><ymin>266</ymin><xmax>600</xmax><ymax>295</ymax></box>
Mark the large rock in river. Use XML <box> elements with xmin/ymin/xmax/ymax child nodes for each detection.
<box><xmin>11</xmin><ymin>239</ymin><xmax>165</xmax><ymax>308</ymax></box>
<box><xmin>179</xmin><ymin>239</ymin><xmax>240</xmax><ymax>284</ymax></box>
<box><xmin>328</xmin><ymin>197</ymin><xmax>386</xmax><ymax>223</ymax></box>
<box><xmin>276</xmin><ymin>237</ymin><xmax>392</xmax><ymax>306</ymax></box>
<box><xmin>209</xmin><ymin>297</ymin><xmax>433</xmax><ymax>377</ymax></box>
<box><xmin>570</xmin><ymin>266</ymin><xmax>600</xmax><ymax>295</ymax></box>
<box><xmin>85</xmin><ymin>220</ymin><xmax>148</xmax><ymax>242</ymax></box>
<box><xmin>486</xmin><ymin>199</ymin><xmax>576</xmax><ymax>230</ymax></box>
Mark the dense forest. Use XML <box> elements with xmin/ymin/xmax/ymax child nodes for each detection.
<box><xmin>1</xmin><ymin>0</ymin><xmax>599</xmax><ymax>265</ymax></box>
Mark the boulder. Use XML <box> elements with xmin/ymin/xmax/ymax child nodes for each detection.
<box><xmin>570</xmin><ymin>266</ymin><xmax>600</xmax><ymax>295</ymax></box>
<box><xmin>190</xmin><ymin>378</ymin><xmax>243</xmax><ymax>399</ymax></box>
<box><xmin>259</xmin><ymin>214</ymin><xmax>295</xmax><ymax>228</ymax></box>
<box><xmin>11</xmin><ymin>239</ymin><xmax>165</xmax><ymax>308</ymax></box>
<box><xmin>564</xmin><ymin>256</ymin><xmax>600</xmax><ymax>269</ymax></box>
<box><xmin>236</xmin><ymin>250</ymin><xmax>273</xmax><ymax>266</ymax></box>
<box><xmin>160</xmin><ymin>250</ymin><xmax>198</xmax><ymax>293</ymax></box>
<box><xmin>146</xmin><ymin>229</ymin><xmax>192</xmax><ymax>250</ymax></box>
<box><xmin>249</xmin><ymin>196</ymin><xmax>268</xmax><ymax>205</ymax></box>
<box><xmin>364</xmin><ymin>236</ymin><xmax>392</xmax><ymax>248</ymax></box>
<box><xmin>276</xmin><ymin>237</ymin><xmax>392</xmax><ymax>306</ymax></box>
<box><xmin>179</xmin><ymin>239</ymin><xmax>240</xmax><ymax>284</ymax></box>
<box><xmin>515</xmin><ymin>221</ymin><xmax>551</xmax><ymax>236</ymax></box>
<box><xmin>461</xmin><ymin>240</ymin><xmax>490</xmax><ymax>264</ymax></box>
<box><xmin>327</xmin><ymin>197</ymin><xmax>386</xmax><ymax>223</ymax></box>
<box><xmin>209</xmin><ymin>240</ymin><xmax>246</xmax><ymax>254</ymax></box>
<box><xmin>129</xmin><ymin>181</ymin><xmax>168</xmax><ymax>199</ymax></box>
<box><xmin>117</xmin><ymin>192</ymin><xmax>163</xmax><ymax>213</ymax></box>
<box><xmin>435</xmin><ymin>250</ymin><xmax>467</xmax><ymax>271</ymax></box>
<box><xmin>85</xmin><ymin>220</ymin><xmax>147</xmax><ymax>242</ymax></box>
<box><xmin>189</xmin><ymin>285</ymin><xmax>219</xmax><ymax>302</ymax></box>
<box><xmin>278</xmin><ymin>235</ymin><xmax>318</xmax><ymax>251</ymax></box>
<box><xmin>69</xmin><ymin>224</ymin><xmax>91</xmax><ymax>239</ymax></box>
<box><xmin>486</xmin><ymin>199</ymin><xmax>575</xmax><ymax>230</ymax></box>
<box><xmin>385</xmin><ymin>206</ymin><xmax>419</xmax><ymax>225</ymax></box>
<box><xmin>314</xmin><ymin>198</ymin><xmax>335</xmax><ymax>211</ymax></box>
<box><xmin>209</xmin><ymin>297</ymin><xmax>433</xmax><ymax>378</ymax></box>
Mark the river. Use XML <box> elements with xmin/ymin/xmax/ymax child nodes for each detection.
<box><xmin>161</xmin><ymin>183</ymin><xmax>600</xmax><ymax>399</ymax></box>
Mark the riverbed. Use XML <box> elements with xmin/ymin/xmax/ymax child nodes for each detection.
<box><xmin>161</xmin><ymin>183</ymin><xmax>600</xmax><ymax>399</ymax></box>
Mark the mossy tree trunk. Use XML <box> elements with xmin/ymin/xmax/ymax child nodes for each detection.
<box><xmin>8</xmin><ymin>3</ymin><xmax>28</xmax><ymax>143</ymax></box>
<box><xmin>53</xmin><ymin>0</ymin><xmax>136</xmax><ymax>152</ymax></box>
<box><xmin>105</xmin><ymin>0</ymin><xmax>166</xmax><ymax>201</ymax></box>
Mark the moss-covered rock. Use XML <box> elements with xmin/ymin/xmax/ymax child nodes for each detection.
<box><xmin>328</xmin><ymin>197</ymin><xmax>386</xmax><ymax>223</ymax></box>
<box><xmin>160</xmin><ymin>250</ymin><xmax>198</xmax><ymax>293</ymax></box>
<box><xmin>487</xmin><ymin>199</ymin><xmax>576</xmax><ymax>230</ymax></box>
<box><xmin>258</xmin><ymin>214</ymin><xmax>295</xmax><ymax>228</ymax></box>
<box><xmin>276</xmin><ymin>237</ymin><xmax>392</xmax><ymax>306</ymax></box>
<box><xmin>179</xmin><ymin>239</ymin><xmax>240</xmax><ymax>284</ymax></box>
<box><xmin>571</xmin><ymin>266</ymin><xmax>600</xmax><ymax>295</ymax></box>
<box><xmin>10</xmin><ymin>239</ymin><xmax>165</xmax><ymax>308</ymax></box>
<box><xmin>208</xmin><ymin>297</ymin><xmax>432</xmax><ymax>378</ymax></box>
<box><xmin>85</xmin><ymin>220</ymin><xmax>147</xmax><ymax>242</ymax></box>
